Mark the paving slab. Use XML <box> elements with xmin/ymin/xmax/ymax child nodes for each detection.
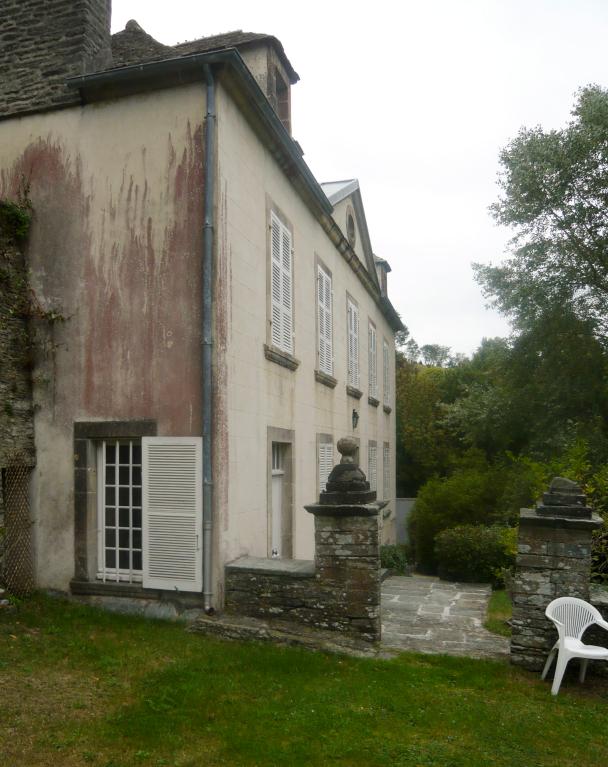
<box><xmin>381</xmin><ymin>574</ymin><xmax>509</xmax><ymax>660</ymax></box>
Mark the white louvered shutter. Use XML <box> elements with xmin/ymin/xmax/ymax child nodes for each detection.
<box><xmin>368</xmin><ymin>443</ymin><xmax>377</xmax><ymax>492</ymax></box>
<box><xmin>271</xmin><ymin>214</ymin><xmax>283</xmax><ymax>348</ymax></box>
<box><xmin>369</xmin><ymin>323</ymin><xmax>377</xmax><ymax>398</ymax></box>
<box><xmin>383</xmin><ymin>339</ymin><xmax>390</xmax><ymax>406</ymax></box>
<box><xmin>142</xmin><ymin>437</ymin><xmax>202</xmax><ymax>592</ymax></box>
<box><xmin>347</xmin><ymin>299</ymin><xmax>359</xmax><ymax>387</ymax></box>
<box><xmin>319</xmin><ymin>442</ymin><xmax>334</xmax><ymax>494</ymax></box>
<box><xmin>317</xmin><ymin>266</ymin><xmax>333</xmax><ymax>375</ymax></box>
<box><xmin>383</xmin><ymin>443</ymin><xmax>390</xmax><ymax>501</ymax></box>
<box><xmin>270</xmin><ymin>212</ymin><xmax>294</xmax><ymax>354</ymax></box>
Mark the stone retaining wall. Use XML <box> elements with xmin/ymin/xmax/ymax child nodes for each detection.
<box><xmin>225</xmin><ymin>510</ymin><xmax>381</xmax><ymax>643</ymax></box>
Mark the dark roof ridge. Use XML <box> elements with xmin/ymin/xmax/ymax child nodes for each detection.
<box><xmin>111</xmin><ymin>19</ymin><xmax>173</xmax><ymax>69</ymax></box>
<box><xmin>110</xmin><ymin>23</ymin><xmax>299</xmax><ymax>83</ymax></box>
<box><xmin>172</xmin><ymin>30</ymin><xmax>299</xmax><ymax>83</ymax></box>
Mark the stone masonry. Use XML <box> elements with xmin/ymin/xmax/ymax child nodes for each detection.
<box><xmin>0</xmin><ymin>202</ymin><xmax>36</xmax><ymax>589</ymax></box>
<box><xmin>0</xmin><ymin>203</ymin><xmax>35</xmax><ymax>471</ymax></box>
<box><xmin>224</xmin><ymin>438</ymin><xmax>384</xmax><ymax>642</ymax></box>
<box><xmin>0</xmin><ymin>0</ymin><xmax>112</xmax><ymax>118</ymax></box>
<box><xmin>511</xmin><ymin>477</ymin><xmax>604</xmax><ymax>670</ymax></box>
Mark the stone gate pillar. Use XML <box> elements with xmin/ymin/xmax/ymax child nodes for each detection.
<box><xmin>305</xmin><ymin>437</ymin><xmax>386</xmax><ymax>643</ymax></box>
<box><xmin>511</xmin><ymin>477</ymin><xmax>603</xmax><ymax>670</ymax></box>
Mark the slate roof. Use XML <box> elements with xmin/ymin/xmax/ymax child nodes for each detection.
<box><xmin>320</xmin><ymin>179</ymin><xmax>359</xmax><ymax>206</ymax></box>
<box><xmin>110</xmin><ymin>21</ymin><xmax>299</xmax><ymax>83</ymax></box>
<box><xmin>111</xmin><ymin>21</ymin><xmax>173</xmax><ymax>68</ymax></box>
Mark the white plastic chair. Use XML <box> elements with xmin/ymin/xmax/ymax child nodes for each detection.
<box><xmin>541</xmin><ymin>596</ymin><xmax>608</xmax><ymax>695</ymax></box>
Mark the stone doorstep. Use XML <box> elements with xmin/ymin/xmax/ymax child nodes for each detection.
<box><xmin>189</xmin><ymin>612</ymin><xmax>394</xmax><ymax>659</ymax></box>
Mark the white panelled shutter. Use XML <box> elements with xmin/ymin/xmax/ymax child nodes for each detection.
<box><xmin>317</xmin><ymin>265</ymin><xmax>333</xmax><ymax>375</ymax></box>
<box><xmin>347</xmin><ymin>298</ymin><xmax>359</xmax><ymax>388</ymax></box>
<box><xmin>319</xmin><ymin>441</ymin><xmax>334</xmax><ymax>494</ymax></box>
<box><xmin>369</xmin><ymin>323</ymin><xmax>377</xmax><ymax>398</ymax></box>
<box><xmin>383</xmin><ymin>339</ymin><xmax>390</xmax><ymax>406</ymax></box>
<box><xmin>368</xmin><ymin>443</ymin><xmax>377</xmax><ymax>493</ymax></box>
<box><xmin>142</xmin><ymin>437</ymin><xmax>203</xmax><ymax>592</ymax></box>
<box><xmin>270</xmin><ymin>212</ymin><xmax>294</xmax><ymax>354</ymax></box>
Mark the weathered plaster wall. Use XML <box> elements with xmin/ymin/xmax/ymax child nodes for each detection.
<box><xmin>215</xmin><ymin>81</ymin><xmax>397</xmax><ymax>576</ymax></box>
<box><xmin>0</xmin><ymin>83</ymin><xmax>205</xmax><ymax>589</ymax></box>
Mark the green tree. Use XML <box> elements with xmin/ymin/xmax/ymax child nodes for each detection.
<box><xmin>475</xmin><ymin>85</ymin><xmax>608</xmax><ymax>342</ymax></box>
<box><xmin>420</xmin><ymin>344</ymin><xmax>451</xmax><ymax>367</ymax></box>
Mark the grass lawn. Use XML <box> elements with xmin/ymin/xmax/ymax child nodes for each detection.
<box><xmin>484</xmin><ymin>589</ymin><xmax>512</xmax><ymax>637</ymax></box>
<box><xmin>1</xmin><ymin>595</ymin><xmax>607</xmax><ymax>767</ymax></box>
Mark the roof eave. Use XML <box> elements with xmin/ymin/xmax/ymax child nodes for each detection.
<box><xmin>66</xmin><ymin>50</ymin><xmax>401</xmax><ymax>332</ymax></box>
<box><xmin>66</xmin><ymin>49</ymin><xmax>331</xmax><ymax>219</ymax></box>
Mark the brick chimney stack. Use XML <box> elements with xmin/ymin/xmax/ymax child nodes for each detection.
<box><xmin>0</xmin><ymin>0</ymin><xmax>113</xmax><ymax>119</ymax></box>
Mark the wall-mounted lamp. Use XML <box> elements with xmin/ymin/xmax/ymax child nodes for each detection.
<box><xmin>352</xmin><ymin>409</ymin><xmax>359</xmax><ymax>430</ymax></box>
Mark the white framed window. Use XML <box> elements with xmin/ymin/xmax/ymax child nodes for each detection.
<box><xmin>347</xmin><ymin>296</ymin><xmax>360</xmax><ymax>388</ymax></box>
<box><xmin>270</xmin><ymin>211</ymin><xmax>294</xmax><ymax>355</ymax></box>
<box><xmin>96</xmin><ymin>436</ymin><xmax>203</xmax><ymax>592</ymax></box>
<box><xmin>383</xmin><ymin>442</ymin><xmax>390</xmax><ymax>501</ymax></box>
<box><xmin>368</xmin><ymin>321</ymin><xmax>377</xmax><ymax>398</ymax></box>
<box><xmin>317</xmin><ymin>264</ymin><xmax>333</xmax><ymax>376</ymax></box>
<box><xmin>368</xmin><ymin>441</ymin><xmax>377</xmax><ymax>492</ymax></box>
<box><xmin>383</xmin><ymin>338</ymin><xmax>390</xmax><ymax>406</ymax></box>
<box><xmin>97</xmin><ymin>439</ymin><xmax>143</xmax><ymax>583</ymax></box>
<box><xmin>318</xmin><ymin>438</ymin><xmax>334</xmax><ymax>494</ymax></box>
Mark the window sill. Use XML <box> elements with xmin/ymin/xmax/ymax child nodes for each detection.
<box><xmin>383</xmin><ymin>404</ymin><xmax>392</xmax><ymax>414</ymax></box>
<box><xmin>368</xmin><ymin>395</ymin><xmax>380</xmax><ymax>408</ymax></box>
<box><xmin>315</xmin><ymin>370</ymin><xmax>337</xmax><ymax>389</ymax></box>
<box><xmin>264</xmin><ymin>344</ymin><xmax>300</xmax><ymax>371</ymax></box>
<box><xmin>70</xmin><ymin>579</ymin><xmax>206</xmax><ymax>606</ymax></box>
<box><xmin>346</xmin><ymin>385</ymin><xmax>363</xmax><ymax>399</ymax></box>
<box><xmin>71</xmin><ymin>579</ymin><xmax>146</xmax><ymax>598</ymax></box>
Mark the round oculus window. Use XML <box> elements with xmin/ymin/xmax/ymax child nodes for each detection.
<box><xmin>346</xmin><ymin>212</ymin><xmax>356</xmax><ymax>248</ymax></box>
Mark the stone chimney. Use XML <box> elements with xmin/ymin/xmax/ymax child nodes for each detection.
<box><xmin>0</xmin><ymin>0</ymin><xmax>113</xmax><ymax>119</ymax></box>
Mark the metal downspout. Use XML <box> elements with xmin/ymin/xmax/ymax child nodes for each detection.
<box><xmin>202</xmin><ymin>64</ymin><xmax>215</xmax><ymax>613</ymax></box>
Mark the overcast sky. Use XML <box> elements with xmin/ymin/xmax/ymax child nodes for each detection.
<box><xmin>111</xmin><ymin>0</ymin><xmax>608</xmax><ymax>356</ymax></box>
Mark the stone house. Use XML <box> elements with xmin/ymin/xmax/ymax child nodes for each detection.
<box><xmin>0</xmin><ymin>1</ymin><xmax>403</xmax><ymax>611</ymax></box>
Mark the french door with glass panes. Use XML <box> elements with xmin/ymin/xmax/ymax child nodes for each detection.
<box><xmin>97</xmin><ymin>439</ymin><xmax>143</xmax><ymax>583</ymax></box>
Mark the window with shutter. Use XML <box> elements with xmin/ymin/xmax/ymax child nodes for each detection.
<box><xmin>96</xmin><ymin>439</ymin><xmax>143</xmax><ymax>583</ymax></box>
<box><xmin>347</xmin><ymin>297</ymin><xmax>360</xmax><ymax>388</ymax></box>
<box><xmin>318</xmin><ymin>440</ymin><xmax>334</xmax><ymax>494</ymax></box>
<box><xmin>368</xmin><ymin>442</ymin><xmax>377</xmax><ymax>493</ymax></box>
<box><xmin>270</xmin><ymin>211</ymin><xmax>294</xmax><ymax>355</ymax></box>
<box><xmin>142</xmin><ymin>436</ymin><xmax>203</xmax><ymax>592</ymax></box>
<box><xmin>383</xmin><ymin>442</ymin><xmax>390</xmax><ymax>501</ymax></box>
<box><xmin>317</xmin><ymin>265</ymin><xmax>333</xmax><ymax>376</ymax></box>
<box><xmin>383</xmin><ymin>339</ymin><xmax>390</xmax><ymax>406</ymax></box>
<box><xmin>369</xmin><ymin>322</ymin><xmax>377</xmax><ymax>398</ymax></box>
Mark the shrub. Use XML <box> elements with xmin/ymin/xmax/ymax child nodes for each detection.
<box><xmin>591</xmin><ymin>527</ymin><xmax>608</xmax><ymax>583</ymax></box>
<box><xmin>408</xmin><ymin>464</ymin><xmax>501</xmax><ymax>571</ymax></box>
<box><xmin>434</xmin><ymin>525</ymin><xmax>516</xmax><ymax>585</ymax></box>
<box><xmin>380</xmin><ymin>544</ymin><xmax>409</xmax><ymax>574</ymax></box>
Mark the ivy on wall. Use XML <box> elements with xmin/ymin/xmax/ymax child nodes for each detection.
<box><xmin>0</xmin><ymin>190</ymin><xmax>65</xmax><ymax>469</ymax></box>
